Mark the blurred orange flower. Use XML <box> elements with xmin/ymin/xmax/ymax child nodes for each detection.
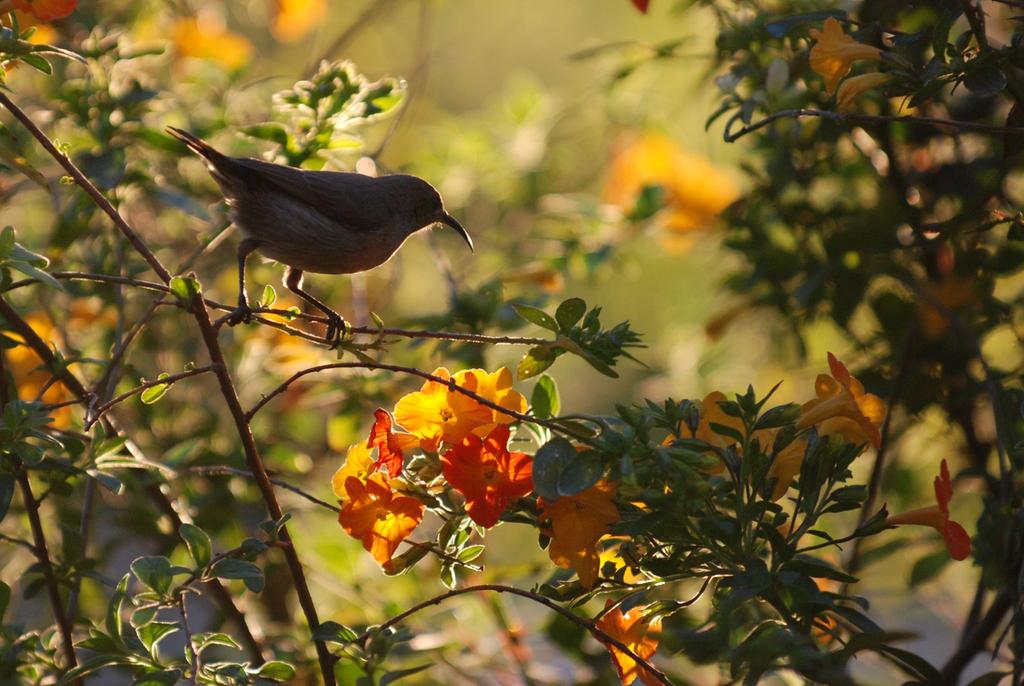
<box><xmin>538</xmin><ymin>480</ymin><xmax>619</xmax><ymax>588</ymax></box>
<box><xmin>337</xmin><ymin>473</ymin><xmax>423</xmax><ymax>565</ymax></box>
<box><xmin>367</xmin><ymin>408</ymin><xmax>418</xmax><ymax>478</ymax></box>
<box><xmin>503</xmin><ymin>263</ymin><xmax>565</xmax><ymax>294</ymax></box>
<box><xmin>453</xmin><ymin>367</ymin><xmax>528</xmax><ymax>435</ymax></box>
<box><xmin>393</xmin><ymin>367</ymin><xmax>494</xmax><ymax>452</ymax></box>
<box><xmin>630</xmin><ymin>0</ymin><xmax>650</xmax><ymax>13</ymax></box>
<box><xmin>887</xmin><ymin>459</ymin><xmax>971</xmax><ymax>561</ymax></box>
<box><xmin>916</xmin><ymin>275</ymin><xmax>976</xmax><ymax>341</ymax></box>
<box><xmin>809</xmin><ymin>17</ymin><xmax>881</xmax><ymax>95</ymax></box>
<box><xmin>441</xmin><ymin>425</ymin><xmax>533</xmax><ymax>528</ymax></box>
<box><xmin>11</xmin><ymin>0</ymin><xmax>76</xmax><ymax>22</ymax></box>
<box><xmin>836</xmin><ymin>72</ymin><xmax>891</xmax><ymax>111</ymax></box>
<box><xmin>271</xmin><ymin>0</ymin><xmax>326</xmax><ymax>43</ymax></box>
<box><xmin>172</xmin><ymin>17</ymin><xmax>253</xmax><ymax>71</ymax></box>
<box><xmin>2</xmin><ymin>10</ymin><xmax>57</xmax><ymax>44</ymax></box>
<box><xmin>797</xmin><ymin>352</ymin><xmax>885</xmax><ymax>449</ymax></box>
<box><xmin>595</xmin><ymin>601</ymin><xmax>662</xmax><ymax>686</ymax></box>
<box><xmin>603</xmin><ymin>132</ymin><xmax>738</xmax><ymax>236</ymax></box>
<box><xmin>331</xmin><ymin>441</ymin><xmax>375</xmax><ymax>502</ymax></box>
<box><xmin>763</xmin><ymin>431</ymin><xmax>808</xmax><ymax>501</ymax></box>
<box><xmin>7</xmin><ymin>315</ymin><xmax>72</xmax><ymax>429</ymax></box>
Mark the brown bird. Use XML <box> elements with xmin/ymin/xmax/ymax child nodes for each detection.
<box><xmin>167</xmin><ymin>126</ymin><xmax>473</xmax><ymax>344</ymax></box>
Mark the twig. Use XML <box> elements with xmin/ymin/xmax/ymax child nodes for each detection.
<box><xmin>0</xmin><ymin>298</ymin><xmax>267</xmax><ymax>664</ymax></box>
<box><xmin>179</xmin><ymin>592</ymin><xmax>200</xmax><ymax>685</ymax></box>
<box><xmin>244</xmin><ymin>361</ymin><xmax>592</xmax><ymax>442</ymax></box>
<box><xmin>4</xmin><ymin>272</ymin><xmax>549</xmax><ymax>347</ymax></box>
<box><xmin>184</xmin><ymin>465</ymin><xmax>341</xmax><ymax>513</ymax></box>
<box><xmin>354</xmin><ymin>584</ymin><xmax>675</xmax><ymax>686</ymax></box>
<box><xmin>0</xmin><ymin>532</ymin><xmax>37</xmax><ymax>551</ymax></box>
<box><xmin>722</xmin><ymin>108</ymin><xmax>1024</xmax><ymax>143</ymax></box>
<box><xmin>83</xmin><ymin>364</ymin><xmax>218</xmax><ymax>429</ymax></box>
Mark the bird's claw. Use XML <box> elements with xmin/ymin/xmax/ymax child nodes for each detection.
<box><xmin>226</xmin><ymin>301</ymin><xmax>254</xmax><ymax>327</ymax></box>
<box><xmin>324</xmin><ymin>313</ymin><xmax>349</xmax><ymax>349</ymax></box>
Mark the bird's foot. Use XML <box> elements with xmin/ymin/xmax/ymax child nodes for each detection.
<box><xmin>323</xmin><ymin>312</ymin><xmax>350</xmax><ymax>349</ymax></box>
<box><xmin>226</xmin><ymin>300</ymin><xmax>254</xmax><ymax>327</ymax></box>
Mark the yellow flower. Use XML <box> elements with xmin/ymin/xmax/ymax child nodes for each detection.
<box><xmin>797</xmin><ymin>353</ymin><xmax>885</xmax><ymax>449</ymax></box>
<box><xmin>836</xmin><ymin>72</ymin><xmax>891</xmax><ymax>111</ymax></box>
<box><xmin>663</xmin><ymin>391</ymin><xmax>742</xmax><ymax>474</ymax></box>
<box><xmin>271</xmin><ymin>0</ymin><xmax>327</xmax><ymax>43</ymax></box>
<box><xmin>452</xmin><ymin>367</ymin><xmax>528</xmax><ymax>435</ymax></box>
<box><xmin>172</xmin><ymin>17</ymin><xmax>253</xmax><ymax>71</ymax></box>
<box><xmin>393</xmin><ymin>367</ymin><xmax>493</xmax><ymax>452</ymax></box>
<box><xmin>331</xmin><ymin>441</ymin><xmax>375</xmax><ymax>502</ymax></box>
<box><xmin>763</xmin><ymin>431</ymin><xmax>808</xmax><ymax>501</ymax></box>
<box><xmin>7</xmin><ymin>315</ymin><xmax>72</xmax><ymax>429</ymax></box>
<box><xmin>603</xmin><ymin>132</ymin><xmax>739</xmax><ymax>236</ymax></box>
<box><xmin>809</xmin><ymin>17</ymin><xmax>881</xmax><ymax>95</ymax></box>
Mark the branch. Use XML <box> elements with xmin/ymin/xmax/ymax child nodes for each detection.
<box><xmin>722</xmin><ymin>108</ymin><xmax>1024</xmax><ymax>143</ymax></box>
<box><xmin>0</xmin><ymin>298</ymin><xmax>267</xmax><ymax>664</ymax></box>
<box><xmin>354</xmin><ymin>584</ymin><xmax>675</xmax><ymax>686</ymax></box>
<box><xmin>83</xmin><ymin>364</ymin><xmax>218</xmax><ymax>429</ymax></box>
<box><xmin>179</xmin><ymin>593</ymin><xmax>200</xmax><ymax>686</ymax></box>
<box><xmin>244</xmin><ymin>361</ymin><xmax>591</xmax><ymax>441</ymax></box>
<box><xmin>184</xmin><ymin>465</ymin><xmax>341</xmax><ymax>513</ymax></box>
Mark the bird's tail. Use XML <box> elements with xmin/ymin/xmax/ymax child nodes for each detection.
<box><xmin>166</xmin><ymin>127</ymin><xmax>225</xmax><ymax>165</ymax></box>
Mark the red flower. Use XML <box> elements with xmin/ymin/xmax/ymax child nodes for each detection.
<box><xmin>887</xmin><ymin>459</ymin><xmax>971</xmax><ymax>561</ymax></box>
<box><xmin>12</xmin><ymin>0</ymin><xmax>77</xmax><ymax>22</ymax></box>
<box><xmin>631</xmin><ymin>0</ymin><xmax>650</xmax><ymax>13</ymax></box>
<box><xmin>441</xmin><ymin>425</ymin><xmax>533</xmax><ymax>528</ymax></box>
<box><xmin>367</xmin><ymin>408</ymin><xmax>418</xmax><ymax>477</ymax></box>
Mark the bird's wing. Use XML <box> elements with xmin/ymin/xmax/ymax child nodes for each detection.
<box><xmin>232</xmin><ymin>157</ymin><xmax>392</xmax><ymax>232</ymax></box>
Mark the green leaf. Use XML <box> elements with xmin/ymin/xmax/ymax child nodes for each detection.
<box><xmin>0</xmin><ymin>473</ymin><xmax>14</xmax><ymax>523</ymax></box>
<box><xmin>380</xmin><ymin>665</ymin><xmax>432</xmax><ymax>685</ymax></box>
<box><xmin>10</xmin><ymin>259</ymin><xmax>64</xmax><ymax>291</ymax></box>
<box><xmin>0</xmin><ymin>226</ymin><xmax>14</xmax><ymax>258</ymax></box>
<box><xmin>0</xmin><ymin>581</ymin><xmax>10</xmax><ymax>622</ymax></box>
<box><xmin>257</xmin><ymin>661</ymin><xmax>297</xmax><ymax>681</ymax></box>
<box><xmin>137</xmin><ymin>621</ymin><xmax>179</xmax><ymax>655</ymax></box>
<box><xmin>106</xmin><ymin>574</ymin><xmax>130</xmax><ymax>642</ymax></box>
<box><xmin>140</xmin><ymin>373</ymin><xmax>171</xmax><ymax>405</ymax></box>
<box><xmin>179</xmin><ymin>523</ymin><xmax>212</xmax><ymax>568</ymax></box>
<box><xmin>531</xmin><ymin>437</ymin><xmax>577</xmax><ymax>500</ymax></box>
<box><xmin>312</xmin><ymin>620</ymin><xmax>358</xmax><ymax>644</ymax></box>
<box><xmin>517</xmin><ymin>346</ymin><xmax>556</xmax><ymax>380</ymax></box>
<box><xmin>209</xmin><ymin>558</ymin><xmax>264</xmax><ymax>592</ymax></box>
<box><xmin>169</xmin><ymin>275</ymin><xmax>202</xmax><ymax>301</ymax></box>
<box><xmin>457</xmin><ymin>545</ymin><xmax>485</xmax><ymax>562</ymax></box>
<box><xmin>512</xmin><ymin>303</ymin><xmax>559</xmax><ymax>331</ymax></box>
<box><xmin>964</xmin><ymin>63</ymin><xmax>1007</xmax><ymax>97</ymax></box>
<box><xmin>242</xmin><ymin>123</ymin><xmax>290</xmax><ymax>147</ymax></box>
<box><xmin>260</xmin><ymin>284</ymin><xmax>277</xmax><ymax>308</ymax></box>
<box><xmin>58</xmin><ymin>655</ymin><xmax>133</xmax><ymax>684</ymax></box>
<box><xmin>19</xmin><ymin>53</ymin><xmax>51</xmax><ymax>74</ymax></box>
<box><xmin>555</xmin><ymin>298</ymin><xmax>586</xmax><ymax>331</ymax></box>
<box><xmin>130</xmin><ymin>556</ymin><xmax>174</xmax><ymax>595</ymax></box>
<box><xmin>909</xmin><ymin>549</ymin><xmax>950</xmax><ymax>586</ymax></box>
<box><xmin>531</xmin><ymin>374</ymin><xmax>560</xmax><ymax>419</ymax></box>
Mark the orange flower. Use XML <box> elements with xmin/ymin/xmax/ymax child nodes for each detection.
<box><xmin>595</xmin><ymin>601</ymin><xmax>662</xmax><ymax>686</ymax></box>
<box><xmin>797</xmin><ymin>353</ymin><xmax>885</xmax><ymax>449</ymax></box>
<box><xmin>441</xmin><ymin>425</ymin><xmax>533</xmax><ymax>528</ymax></box>
<box><xmin>453</xmin><ymin>367</ymin><xmax>528</xmax><ymax>435</ymax></box>
<box><xmin>11</xmin><ymin>0</ymin><xmax>76</xmax><ymax>22</ymax></box>
<box><xmin>836</xmin><ymin>72</ymin><xmax>891</xmax><ymax>111</ymax></box>
<box><xmin>662</xmin><ymin>391</ymin><xmax>740</xmax><ymax>474</ymax></box>
<box><xmin>763</xmin><ymin>431</ymin><xmax>808</xmax><ymax>501</ymax></box>
<box><xmin>337</xmin><ymin>473</ymin><xmax>424</xmax><ymax>565</ymax></box>
<box><xmin>331</xmin><ymin>441</ymin><xmax>375</xmax><ymax>502</ymax></box>
<box><xmin>7</xmin><ymin>315</ymin><xmax>72</xmax><ymax>429</ymax></box>
<box><xmin>603</xmin><ymin>132</ymin><xmax>738</xmax><ymax>237</ymax></box>
<box><xmin>916</xmin><ymin>275</ymin><xmax>976</xmax><ymax>341</ymax></box>
<box><xmin>393</xmin><ymin>367</ymin><xmax>493</xmax><ymax>452</ymax></box>
<box><xmin>887</xmin><ymin>459</ymin><xmax>971</xmax><ymax>561</ymax></box>
<box><xmin>538</xmin><ymin>481</ymin><xmax>619</xmax><ymax>588</ymax></box>
<box><xmin>172</xmin><ymin>17</ymin><xmax>253</xmax><ymax>71</ymax></box>
<box><xmin>809</xmin><ymin>18</ymin><xmax>882</xmax><ymax>95</ymax></box>
<box><xmin>271</xmin><ymin>0</ymin><xmax>327</xmax><ymax>42</ymax></box>
<box><xmin>367</xmin><ymin>408</ymin><xmax>418</xmax><ymax>477</ymax></box>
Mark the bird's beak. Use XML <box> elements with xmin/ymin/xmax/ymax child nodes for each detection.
<box><xmin>439</xmin><ymin>212</ymin><xmax>474</xmax><ymax>252</ymax></box>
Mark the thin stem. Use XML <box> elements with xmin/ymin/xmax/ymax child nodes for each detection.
<box><xmin>722</xmin><ymin>108</ymin><xmax>1024</xmax><ymax>143</ymax></box>
<box><xmin>245</xmin><ymin>362</ymin><xmax>592</xmax><ymax>442</ymax></box>
<box><xmin>15</xmin><ymin>469</ymin><xmax>81</xmax><ymax>682</ymax></box>
<box><xmin>354</xmin><ymin>584</ymin><xmax>674</xmax><ymax>686</ymax></box>
<box><xmin>189</xmin><ymin>298</ymin><xmax>337</xmax><ymax>685</ymax></box>
<box><xmin>83</xmin><ymin>364</ymin><xmax>218</xmax><ymax>428</ymax></box>
<box><xmin>179</xmin><ymin>592</ymin><xmax>200</xmax><ymax>685</ymax></box>
<box><xmin>185</xmin><ymin>465</ymin><xmax>341</xmax><ymax>513</ymax></box>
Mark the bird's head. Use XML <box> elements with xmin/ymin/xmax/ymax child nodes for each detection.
<box><xmin>401</xmin><ymin>176</ymin><xmax>474</xmax><ymax>252</ymax></box>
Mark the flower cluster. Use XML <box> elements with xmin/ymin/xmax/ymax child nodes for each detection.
<box><xmin>808</xmin><ymin>17</ymin><xmax>889</xmax><ymax>110</ymax></box>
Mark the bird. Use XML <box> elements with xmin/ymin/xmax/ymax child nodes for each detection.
<box><xmin>166</xmin><ymin>126</ymin><xmax>473</xmax><ymax>345</ymax></box>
